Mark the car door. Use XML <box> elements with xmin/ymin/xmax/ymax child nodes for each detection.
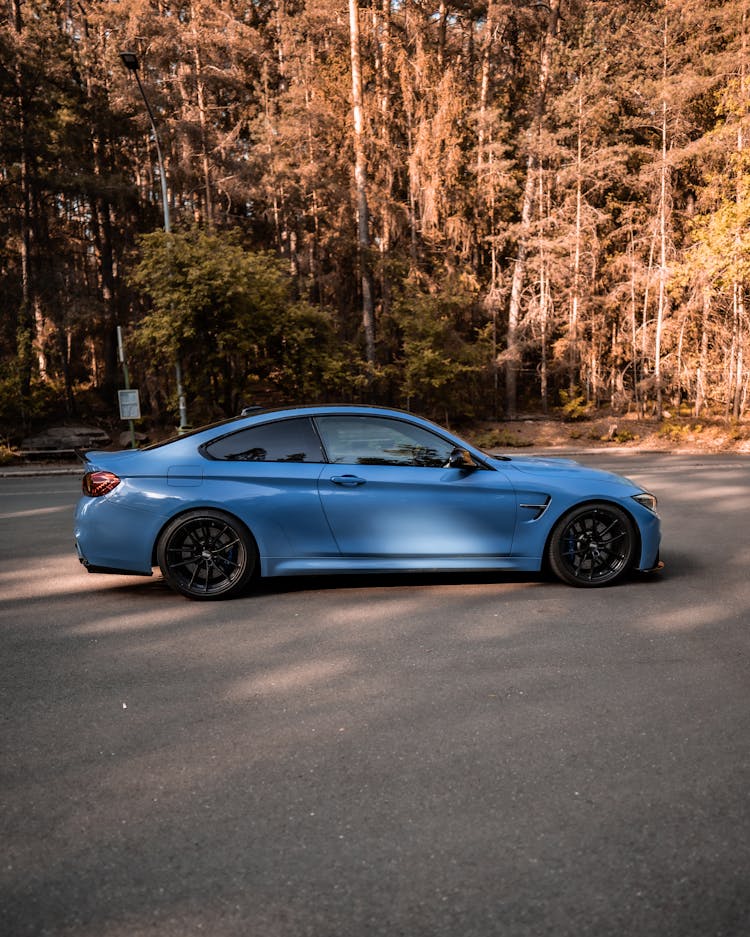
<box><xmin>314</xmin><ymin>414</ymin><xmax>517</xmax><ymax>559</ymax></box>
<box><xmin>200</xmin><ymin>416</ymin><xmax>338</xmax><ymax>559</ymax></box>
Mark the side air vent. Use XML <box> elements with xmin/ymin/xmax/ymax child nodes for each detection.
<box><xmin>519</xmin><ymin>496</ymin><xmax>551</xmax><ymax>520</ymax></box>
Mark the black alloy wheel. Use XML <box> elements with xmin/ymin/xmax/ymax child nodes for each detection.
<box><xmin>157</xmin><ymin>509</ymin><xmax>256</xmax><ymax>599</ymax></box>
<box><xmin>548</xmin><ymin>502</ymin><xmax>636</xmax><ymax>587</ymax></box>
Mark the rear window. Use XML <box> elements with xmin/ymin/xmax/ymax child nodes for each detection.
<box><xmin>202</xmin><ymin>417</ymin><xmax>325</xmax><ymax>463</ymax></box>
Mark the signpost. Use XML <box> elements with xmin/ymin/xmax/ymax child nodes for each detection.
<box><xmin>117</xmin><ymin>389</ymin><xmax>141</xmax><ymax>421</ymax></box>
<box><xmin>117</xmin><ymin>326</ymin><xmax>138</xmax><ymax>448</ymax></box>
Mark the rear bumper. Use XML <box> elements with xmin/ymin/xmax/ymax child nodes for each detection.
<box><xmin>78</xmin><ymin>555</ymin><xmax>152</xmax><ymax>577</ymax></box>
<box><xmin>74</xmin><ymin>495</ymin><xmax>160</xmax><ymax>575</ymax></box>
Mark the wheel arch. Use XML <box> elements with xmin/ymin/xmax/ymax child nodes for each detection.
<box><xmin>541</xmin><ymin>498</ymin><xmax>642</xmax><ymax>574</ymax></box>
<box><xmin>150</xmin><ymin>504</ymin><xmax>260</xmax><ymax>569</ymax></box>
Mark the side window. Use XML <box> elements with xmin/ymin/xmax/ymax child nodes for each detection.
<box><xmin>315</xmin><ymin>416</ymin><xmax>454</xmax><ymax>467</ymax></box>
<box><xmin>202</xmin><ymin>417</ymin><xmax>325</xmax><ymax>463</ymax></box>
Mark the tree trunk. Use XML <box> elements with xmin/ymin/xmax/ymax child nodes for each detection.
<box><xmin>654</xmin><ymin>23</ymin><xmax>670</xmax><ymax>422</ymax></box>
<box><xmin>348</xmin><ymin>0</ymin><xmax>376</xmax><ymax>367</ymax></box>
<box><xmin>80</xmin><ymin>9</ymin><xmax>120</xmax><ymax>398</ymax></box>
<box><xmin>694</xmin><ymin>287</ymin><xmax>710</xmax><ymax>417</ymax></box>
<box><xmin>569</xmin><ymin>89</ymin><xmax>583</xmax><ymax>395</ymax></box>
<box><xmin>304</xmin><ymin>39</ymin><xmax>324</xmax><ymax>302</ymax></box>
<box><xmin>629</xmin><ymin>231</ymin><xmax>641</xmax><ymax>412</ymax></box>
<box><xmin>12</xmin><ymin>0</ymin><xmax>35</xmax><ymax>399</ymax></box>
<box><xmin>732</xmin><ymin>7</ymin><xmax>747</xmax><ymax>420</ymax></box>
<box><xmin>654</xmin><ymin>124</ymin><xmax>668</xmax><ymax>420</ymax></box>
<box><xmin>191</xmin><ymin>1</ymin><xmax>213</xmax><ymax>227</ymax></box>
<box><xmin>478</xmin><ymin>5</ymin><xmax>501</xmax><ymax>416</ymax></box>
<box><xmin>437</xmin><ymin>0</ymin><xmax>448</xmax><ymax>69</ymax></box>
<box><xmin>538</xmin><ymin>165</ymin><xmax>549</xmax><ymax>414</ymax></box>
<box><xmin>374</xmin><ymin>0</ymin><xmax>393</xmax><ymax>331</ymax></box>
<box><xmin>504</xmin><ymin>0</ymin><xmax>560</xmax><ymax>418</ymax></box>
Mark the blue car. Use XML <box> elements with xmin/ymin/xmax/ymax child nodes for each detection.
<box><xmin>74</xmin><ymin>405</ymin><xmax>661</xmax><ymax>599</ymax></box>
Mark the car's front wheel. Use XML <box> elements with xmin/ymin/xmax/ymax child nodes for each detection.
<box><xmin>157</xmin><ymin>510</ymin><xmax>256</xmax><ymax>599</ymax></box>
<box><xmin>548</xmin><ymin>502</ymin><xmax>636</xmax><ymax>587</ymax></box>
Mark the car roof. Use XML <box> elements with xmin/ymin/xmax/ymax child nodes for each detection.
<box><xmin>142</xmin><ymin>404</ymin><xmax>448</xmax><ymax>452</ymax></box>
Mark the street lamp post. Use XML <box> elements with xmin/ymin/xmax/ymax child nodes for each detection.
<box><xmin>120</xmin><ymin>51</ymin><xmax>189</xmax><ymax>433</ymax></box>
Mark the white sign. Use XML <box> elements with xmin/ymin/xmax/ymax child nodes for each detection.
<box><xmin>118</xmin><ymin>389</ymin><xmax>141</xmax><ymax>420</ymax></box>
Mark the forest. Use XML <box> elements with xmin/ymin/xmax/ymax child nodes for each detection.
<box><xmin>1</xmin><ymin>0</ymin><xmax>749</xmax><ymax>441</ymax></box>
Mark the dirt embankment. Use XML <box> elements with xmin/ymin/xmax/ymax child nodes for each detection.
<box><xmin>465</xmin><ymin>415</ymin><xmax>750</xmax><ymax>454</ymax></box>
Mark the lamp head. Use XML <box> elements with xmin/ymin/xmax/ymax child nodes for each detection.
<box><xmin>120</xmin><ymin>52</ymin><xmax>140</xmax><ymax>71</ymax></box>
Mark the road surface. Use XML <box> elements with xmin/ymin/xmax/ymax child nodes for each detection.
<box><xmin>1</xmin><ymin>453</ymin><xmax>749</xmax><ymax>936</ymax></box>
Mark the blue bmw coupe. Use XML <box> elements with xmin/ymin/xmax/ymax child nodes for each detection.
<box><xmin>74</xmin><ymin>405</ymin><xmax>661</xmax><ymax>599</ymax></box>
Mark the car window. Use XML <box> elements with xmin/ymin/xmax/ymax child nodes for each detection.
<box><xmin>314</xmin><ymin>415</ymin><xmax>454</xmax><ymax>467</ymax></box>
<box><xmin>202</xmin><ymin>417</ymin><xmax>325</xmax><ymax>463</ymax></box>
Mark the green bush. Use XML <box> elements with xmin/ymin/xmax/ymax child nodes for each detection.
<box><xmin>0</xmin><ymin>443</ymin><xmax>18</xmax><ymax>465</ymax></box>
<box><xmin>0</xmin><ymin>370</ymin><xmax>67</xmax><ymax>440</ymax></box>
<box><xmin>729</xmin><ymin>420</ymin><xmax>749</xmax><ymax>442</ymax></box>
<box><xmin>598</xmin><ymin>429</ymin><xmax>638</xmax><ymax>443</ymax></box>
<box><xmin>472</xmin><ymin>428</ymin><xmax>533</xmax><ymax>449</ymax></box>
<box><xmin>659</xmin><ymin>421</ymin><xmax>703</xmax><ymax>440</ymax></box>
<box><xmin>558</xmin><ymin>388</ymin><xmax>591</xmax><ymax>422</ymax></box>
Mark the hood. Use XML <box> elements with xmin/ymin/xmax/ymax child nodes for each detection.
<box><xmin>487</xmin><ymin>453</ymin><xmax>637</xmax><ymax>489</ymax></box>
<box><xmin>487</xmin><ymin>454</ymin><xmax>580</xmax><ymax>472</ymax></box>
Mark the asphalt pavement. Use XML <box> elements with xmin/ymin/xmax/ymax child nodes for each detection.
<box><xmin>1</xmin><ymin>453</ymin><xmax>749</xmax><ymax>937</ymax></box>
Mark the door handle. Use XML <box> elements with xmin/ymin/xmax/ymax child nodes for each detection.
<box><xmin>331</xmin><ymin>475</ymin><xmax>366</xmax><ymax>487</ymax></box>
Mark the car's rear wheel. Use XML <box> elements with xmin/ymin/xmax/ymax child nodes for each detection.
<box><xmin>548</xmin><ymin>502</ymin><xmax>636</xmax><ymax>587</ymax></box>
<box><xmin>157</xmin><ymin>510</ymin><xmax>256</xmax><ymax>599</ymax></box>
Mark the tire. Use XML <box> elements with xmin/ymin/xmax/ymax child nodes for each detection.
<box><xmin>157</xmin><ymin>509</ymin><xmax>257</xmax><ymax>600</ymax></box>
<box><xmin>548</xmin><ymin>502</ymin><xmax>636</xmax><ymax>587</ymax></box>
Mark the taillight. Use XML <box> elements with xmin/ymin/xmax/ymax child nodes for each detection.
<box><xmin>82</xmin><ymin>470</ymin><xmax>121</xmax><ymax>497</ymax></box>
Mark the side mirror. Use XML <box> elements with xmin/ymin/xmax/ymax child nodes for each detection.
<box><xmin>448</xmin><ymin>447</ymin><xmax>478</xmax><ymax>471</ymax></box>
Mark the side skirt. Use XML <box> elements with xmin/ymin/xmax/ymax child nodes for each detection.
<box><xmin>262</xmin><ymin>555</ymin><xmax>543</xmax><ymax>577</ymax></box>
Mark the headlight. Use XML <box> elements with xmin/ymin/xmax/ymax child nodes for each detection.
<box><xmin>632</xmin><ymin>492</ymin><xmax>657</xmax><ymax>513</ymax></box>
